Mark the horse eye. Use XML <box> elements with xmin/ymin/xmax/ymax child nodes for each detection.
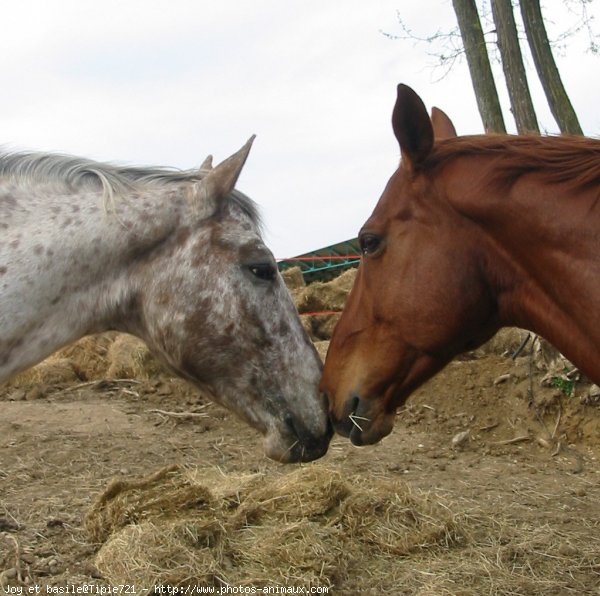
<box><xmin>359</xmin><ymin>233</ymin><xmax>382</xmax><ymax>256</ymax></box>
<box><xmin>248</xmin><ymin>263</ymin><xmax>277</xmax><ymax>281</ymax></box>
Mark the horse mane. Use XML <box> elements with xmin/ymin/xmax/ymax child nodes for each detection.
<box><xmin>0</xmin><ymin>150</ymin><xmax>261</xmax><ymax>225</ymax></box>
<box><xmin>427</xmin><ymin>133</ymin><xmax>600</xmax><ymax>192</ymax></box>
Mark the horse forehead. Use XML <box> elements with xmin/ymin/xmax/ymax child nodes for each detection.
<box><xmin>367</xmin><ymin>183</ymin><xmax>413</xmax><ymax>229</ymax></box>
<box><xmin>210</xmin><ymin>212</ymin><xmax>263</xmax><ymax>248</ymax></box>
<box><xmin>371</xmin><ymin>166</ymin><xmax>443</xmax><ymax>227</ymax></box>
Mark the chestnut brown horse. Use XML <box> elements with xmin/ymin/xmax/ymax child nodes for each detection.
<box><xmin>321</xmin><ymin>83</ymin><xmax>600</xmax><ymax>447</ymax></box>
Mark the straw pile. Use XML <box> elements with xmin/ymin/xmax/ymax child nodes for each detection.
<box><xmin>291</xmin><ymin>268</ymin><xmax>357</xmax><ymax>315</ymax></box>
<box><xmin>280</xmin><ymin>266</ymin><xmax>305</xmax><ymax>291</ymax></box>
<box><xmin>85</xmin><ymin>464</ymin><xmax>600</xmax><ymax>594</ymax></box>
<box><xmin>85</xmin><ymin>464</ymin><xmax>464</xmax><ymax>591</ymax></box>
<box><xmin>105</xmin><ymin>334</ymin><xmax>165</xmax><ymax>379</ymax></box>
<box><xmin>55</xmin><ymin>333</ymin><xmax>118</xmax><ymax>378</ymax></box>
<box><xmin>5</xmin><ymin>332</ymin><xmax>166</xmax><ymax>388</ymax></box>
<box><xmin>286</xmin><ymin>268</ymin><xmax>357</xmax><ymax>342</ymax></box>
<box><xmin>6</xmin><ymin>357</ymin><xmax>81</xmax><ymax>386</ymax></box>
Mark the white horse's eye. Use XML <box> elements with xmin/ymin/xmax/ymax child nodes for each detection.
<box><xmin>248</xmin><ymin>263</ymin><xmax>277</xmax><ymax>281</ymax></box>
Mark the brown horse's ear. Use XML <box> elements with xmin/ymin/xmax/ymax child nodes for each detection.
<box><xmin>392</xmin><ymin>84</ymin><xmax>434</xmax><ymax>169</ymax></box>
<box><xmin>431</xmin><ymin>107</ymin><xmax>457</xmax><ymax>140</ymax></box>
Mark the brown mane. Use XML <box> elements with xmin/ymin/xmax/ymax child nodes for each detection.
<box><xmin>426</xmin><ymin>133</ymin><xmax>600</xmax><ymax>192</ymax></box>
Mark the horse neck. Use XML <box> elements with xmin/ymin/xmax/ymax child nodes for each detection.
<box><xmin>445</xmin><ymin>159</ymin><xmax>600</xmax><ymax>380</ymax></box>
<box><xmin>0</xmin><ymin>182</ymin><xmax>183</xmax><ymax>380</ymax></box>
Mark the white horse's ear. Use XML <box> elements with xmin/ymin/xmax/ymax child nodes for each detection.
<box><xmin>199</xmin><ymin>154</ymin><xmax>213</xmax><ymax>172</ymax></box>
<box><xmin>189</xmin><ymin>136</ymin><xmax>255</xmax><ymax>216</ymax></box>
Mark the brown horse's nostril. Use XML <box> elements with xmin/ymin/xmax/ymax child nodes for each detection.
<box><xmin>329</xmin><ymin>394</ymin><xmax>360</xmax><ymax>438</ymax></box>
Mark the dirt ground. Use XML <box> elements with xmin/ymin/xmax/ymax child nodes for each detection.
<box><xmin>1</xmin><ymin>335</ymin><xmax>600</xmax><ymax>594</ymax></box>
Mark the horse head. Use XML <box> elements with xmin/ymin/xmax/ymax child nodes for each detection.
<box><xmin>321</xmin><ymin>85</ymin><xmax>498</xmax><ymax>446</ymax></box>
<box><xmin>129</xmin><ymin>140</ymin><xmax>331</xmax><ymax>462</ymax></box>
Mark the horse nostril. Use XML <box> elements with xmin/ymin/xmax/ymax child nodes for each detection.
<box><xmin>284</xmin><ymin>412</ymin><xmax>297</xmax><ymax>437</ymax></box>
<box><xmin>284</xmin><ymin>412</ymin><xmax>312</xmax><ymax>445</ymax></box>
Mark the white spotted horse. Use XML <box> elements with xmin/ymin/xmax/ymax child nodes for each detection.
<box><xmin>0</xmin><ymin>138</ymin><xmax>331</xmax><ymax>462</ymax></box>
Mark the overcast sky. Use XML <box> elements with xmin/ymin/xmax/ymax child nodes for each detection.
<box><xmin>1</xmin><ymin>0</ymin><xmax>598</xmax><ymax>257</ymax></box>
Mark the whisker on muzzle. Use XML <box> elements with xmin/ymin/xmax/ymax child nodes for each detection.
<box><xmin>284</xmin><ymin>438</ymin><xmax>300</xmax><ymax>455</ymax></box>
<box><xmin>348</xmin><ymin>413</ymin><xmax>371</xmax><ymax>432</ymax></box>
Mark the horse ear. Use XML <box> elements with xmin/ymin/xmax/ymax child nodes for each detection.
<box><xmin>392</xmin><ymin>84</ymin><xmax>434</xmax><ymax>169</ymax></box>
<box><xmin>193</xmin><ymin>136</ymin><xmax>255</xmax><ymax>206</ymax></box>
<box><xmin>431</xmin><ymin>107</ymin><xmax>457</xmax><ymax>140</ymax></box>
<box><xmin>199</xmin><ymin>154</ymin><xmax>213</xmax><ymax>172</ymax></box>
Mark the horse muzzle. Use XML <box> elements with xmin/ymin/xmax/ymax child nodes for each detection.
<box><xmin>264</xmin><ymin>411</ymin><xmax>333</xmax><ymax>463</ymax></box>
<box><xmin>329</xmin><ymin>394</ymin><xmax>395</xmax><ymax>446</ymax></box>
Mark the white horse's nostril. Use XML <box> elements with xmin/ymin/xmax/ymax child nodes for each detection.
<box><xmin>284</xmin><ymin>412</ymin><xmax>296</xmax><ymax>434</ymax></box>
<box><xmin>284</xmin><ymin>411</ymin><xmax>311</xmax><ymax>446</ymax></box>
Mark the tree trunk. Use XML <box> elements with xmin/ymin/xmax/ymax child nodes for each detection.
<box><xmin>520</xmin><ymin>0</ymin><xmax>584</xmax><ymax>135</ymax></box>
<box><xmin>452</xmin><ymin>0</ymin><xmax>506</xmax><ymax>132</ymax></box>
<box><xmin>491</xmin><ymin>0</ymin><xmax>539</xmax><ymax>133</ymax></box>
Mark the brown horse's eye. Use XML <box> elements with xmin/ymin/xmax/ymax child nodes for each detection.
<box><xmin>359</xmin><ymin>233</ymin><xmax>382</xmax><ymax>256</ymax></box>
<box><xmin>248</xmin><ymin>263</ymin><xmax>277</xmax><ymax>281</ymax></box>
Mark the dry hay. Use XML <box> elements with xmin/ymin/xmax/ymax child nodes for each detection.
<box><xmin>473</xmin><ymin>327</ymin><xmax>527</xmax><ymax>358</ymax></box>
<box><xmin>5</xmin><ymin>334</ymin><xmax>117</xmax><ymax>388</ymax></box>
<box><xmin>106</xmin><ymin>334</ymin><xmax>166</xmax><ymax>379</ymax></box>
<box><xmin>86</xmin><ymin>463</ymin><xmax>464</xmax><ymax>591</ymax></box>
<box><xmin>303</xmin><ymin>313</ymin><xmax>341</xmax><ymax>342</ymax></box>
<box><xmin>85</xmin><ymin>464</ymin><xmax>600</xmax><ymax>593</ymax></box>
<box><xmin>299</xmin><ymin>314</ymin><xmax>339</xmax><ymax>343</ymax></box>
<box><xmin>292</xmin><ymin>268</ymin><xmax>357</xmax><ymax>315</ymax></box>
<box><xmin>54</xmin><ymin>333</ymin><xmax>118</xmax><ymax>379</ymax></box>
<box><xmin>5</xmin><ymin>357</ymin><xmax>81</xmax><ymax>387</ymax></box>
<box><xmin>313</xmin><ymin>340</ymin><xmax>329</xmax><ymax>363</ymax></box>
<box><xmin>280</xmin><ymin>266</ymin><xmax>305</xmax><ymax>291</ymax></box>
<box><xmin>392</xmin><ymin>501</ymin><xmax>600</xmax><ymax>595</ymax></box>
<box><xmin>291</xmin><ymin>268</ymin><xmax>357</xmax><ymax>341</ymax></box>
<box><xmin>4</xmin><ymin>332</ymin><xmax>167</xmax><ymax>390</ymax></box>
<box><xmin>60</xmin><ymin>332</ymin><xmax>165</xmax><ymax>380</ymax></box>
